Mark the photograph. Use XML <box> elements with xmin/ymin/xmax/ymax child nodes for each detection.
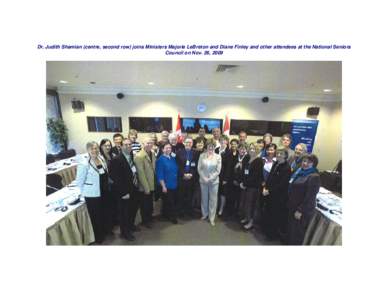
<box><xmin>45</xmin><ymin>61</ymin><xmax>342</xmax><ymax>246</ymax></box>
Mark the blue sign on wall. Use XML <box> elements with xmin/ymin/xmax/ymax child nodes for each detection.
<box><xmin>290</xmin><ymin>119</ymin><xmax>319</xmax><ymax>153</ymax></box>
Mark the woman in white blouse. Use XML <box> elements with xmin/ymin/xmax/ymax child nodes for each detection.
<box><xmin>197</xmin><ymin>139</ymin><xmax>222</xmax><ymax>226</ymax></box>
<box><xmin>76</xmin><ymin>141</ymin><xmax>108</xmax><ymax>244</ymax></box>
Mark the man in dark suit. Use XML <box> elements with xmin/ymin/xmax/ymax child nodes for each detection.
<box><xmin>176</xmin><ymin>136</ymin><xmax>199</xmax><ymax>217</ymax></box>
<box><xmin>110</xmin><ymin>138</ymin><xmax>138</xmax><ymax>241</ymax></box>
<box><xmin>111</xmin><ymin>133</ymin><xmax>124</xmax><ymax>157</ymax></box>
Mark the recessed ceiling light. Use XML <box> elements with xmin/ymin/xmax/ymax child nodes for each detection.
<box><xmin>148</xmin><ymin>82</ymin><xmax>155</xmax><ymax>85</ymax></box>
<box><xmin>90</xmin><ymin>81</ymin><xmax>96</xmax><ymax>84</ymax></box>
<box><xmin>323</xmin><ymin>89</ymin><xmax>332</xmax><ymax>92</ymax></box>
<box><xmin>236</xmin><ymin>85</ymin><xmax>244</xmax><ymax>89</ymax></box>
<box><xmin>59</xmin><ymin>80</ymin><xmax>68</xmax><ymax>84</ymax></box>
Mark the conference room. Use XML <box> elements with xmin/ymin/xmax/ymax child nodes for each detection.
<box><xmin>45</xmin><ymin>61</ymin><xmax>342</xmax><ymax>246</ymax></box>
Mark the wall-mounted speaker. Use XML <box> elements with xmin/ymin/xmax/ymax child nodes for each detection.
<box><xmin>307</xmin><ymin>106</ymin><xmax>320</xmax><ymax>116</ymax></box>
<box><xmin>262</xmin><ymin>96</ymin><xmax>269</xmax><ymax>103</ymax></box>
<box><xmin>71</xmin><ymin>100</ymin><xmax>85</xmax><ymax>111</ymax></box>
<box><xmin>116</xmin><ymin>93</ymin><xmax>124</xmax><ymax>99</ymax></box>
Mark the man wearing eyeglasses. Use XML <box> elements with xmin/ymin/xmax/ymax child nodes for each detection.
<box><xmin>111</xmin><ymin>138</ymin><xmax>139</xmax><ymax>241</ymax></box>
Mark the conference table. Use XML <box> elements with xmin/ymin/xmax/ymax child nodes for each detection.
<box><xmin>46</xmin><ymin>184</ymin><xmax>95</xmax><ymax>245</ymax></box>
<box><xmin>46</xmin><ymin>154</ymin><xmax>88</xmax><ymax>186</ymax></box>
<box><xmin>303</xmin><ymin>187</ymin><xmax>342</xmax><ymax>245</ymax></box>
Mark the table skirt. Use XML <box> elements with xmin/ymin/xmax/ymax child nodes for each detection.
<box><xmin>46</xmin><ymin>204</ymin><xmax>95</xmax><ymax>245</ymax></box>
<box><xmin>303</xmin><ymin>210</ymin><xmax>342</xmax><ymax>245</ymax></box>
<box><xmin>55</xmin><ymin>166</ymin><xmax>77</xmax><ymax>186</ymax></box>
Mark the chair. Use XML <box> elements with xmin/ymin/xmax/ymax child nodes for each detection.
<box><xmin>46</xmin><ymin>174</ymin><xmax>64</xmax><ymax>196</ymax></box>
<box><xmin>56</xmin><ymin>149</ymin><xmax>76</xmax><ymax>160</ymax></box>
<box><xmin>319</xmin><ymin>169</ymin><xmax>342</xmax><ymax>195</ymax></box>
<box><xmin>335</xmin><ymin>160</ymin><xmax>342</xmax><ymax>175</ymax></box>
<box><xmin>46</xmin><ymin>154</ymin><xmax>55</xmax><ymax>165</ymax></box>
<box><xmin>66</xmin><ymin>149</ymin><xmax>76</xmax><ymax>158</ymax></box>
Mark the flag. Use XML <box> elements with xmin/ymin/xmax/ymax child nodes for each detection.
<box><xmin>223</xmin><ymin>114</ymin><xmax>230</xmax><ymax>136</ymax></box>
<box><xmin>175</xmin><ymin>113</ymin><xmax>182</xmax><ymax>142</ymax></box>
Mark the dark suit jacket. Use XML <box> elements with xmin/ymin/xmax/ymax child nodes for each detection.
<box><xmin>264</xmin><ymin>159</ymin><xmax>291</xmax><ymax>200</ymax></box>
<box><xmin>227</xmin><ymin>154</ymin><xmax>250</xmax><ymax>185</ymax></box>
<box><xmin>176</xmin><ymin>148</ymin><xmax>199</xmax><ymax>180</ymax></box>
<box><xmin>288</xmin><ymin>172</ymin><xmax>320</xmax><ymax>218</ymax></box>
<box><xmin>242</xmin><ymin>157</ymin><xmax>264</xmax><ymax>189</ymax></box>
<box><xmin>172</xmin><ymin>143</ymin><xmax>185</xmax><ymax>153</ymax></box>
<box><xmin>110</xmin><ymin>153</ymin><xmax>135</xmax><ymax>197</ymax></box>
<box><xmin>224</xmin><ymin>151</ymin><xmax>238</xmax><ymax>184</ymax></box>
<box><xmin>219</xmin><ymin>148</ymin><xmax>230</xmax><ymax>183</ymax></box>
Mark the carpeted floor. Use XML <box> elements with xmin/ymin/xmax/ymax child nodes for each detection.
<box><xmin>102</xmin><ymin>214</ymin><xmax>281</xmax><ymax>246</ymax></box>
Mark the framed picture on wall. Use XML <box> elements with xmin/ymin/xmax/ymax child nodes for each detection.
<box><xmin>129</xmin><ymin>117</ymin><xmax>172</xmax><ymax>132</ymax></box>
<box><xmin>180</xmin><ymin>117</ymin><xmax>223</xmax><ymax>133</ymax></box>
<box><xmin>230</xmin><ymin>119</ymin><xmax>292</xmax><ymax>136</ymax></box>
<box><xmin>87</xmin><ymin>116</ymin><xmax>122</xmax><ymax>132</ymax></box>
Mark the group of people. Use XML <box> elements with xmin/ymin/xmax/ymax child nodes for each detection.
<box><xmin>75</xmin><ymin>127</ymin><xmax>321</xmax><ymax>245</ymax></box>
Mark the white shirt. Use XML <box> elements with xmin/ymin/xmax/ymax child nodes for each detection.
<box><xmin>263</xmin><ymin>157</ymin><xmax>277</xmax><ymax>173</ymax></box>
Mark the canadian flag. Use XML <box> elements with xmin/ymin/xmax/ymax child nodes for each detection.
<box><xmin>175</xmin><ymin>113</ymin><xmax>183</xmax><ymax>142</ymax></box>
<box><xmin>223</xmin><ymin>113</ymin><xmax>230</xmax><ymax>136</ymax></box>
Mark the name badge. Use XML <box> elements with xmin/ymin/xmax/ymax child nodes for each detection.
<box><xmin>186</xmin><ymin>160</ymin><xmax>190</xmax><ymax>166</ymax></box>
<box><xmin>244</xmin><ymin>169</ymin><xmax>249</xmax><ymax>175</ymax></box>
<box><xmin>131</xmin><ymin>166</ymin><xmax>137</xmax><ymax>173</ymax></box>
<box><xmin>191</xmin><ymin>162</ymin><xmax>196</xmax><ymax>167</ymax></box>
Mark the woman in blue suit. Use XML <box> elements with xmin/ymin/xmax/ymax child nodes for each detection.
<box><xmin>76</xmin><ymin>141</ymin><xmax>109</xmax><ymax>244</ymax></box>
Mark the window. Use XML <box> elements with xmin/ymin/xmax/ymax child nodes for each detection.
<box><xmin>87</xmin><ymin>116</ymin><xmax>122</xmax><ymax>132</ymax></box>
<box><xmin>46</xmin><ymin>91</ymin><xmax>62</xmax><ymax>154</ymax></box>
<box><xmin>129</xmin><ymin>117</ymin><xmax>172</xmax><ymax>132</ymax></box>
<box><xmin>230</xmin><ymin>119</ymin><xmax>292</xmax><ymax>136</ymax></box>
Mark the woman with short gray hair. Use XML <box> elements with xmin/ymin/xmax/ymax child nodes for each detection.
<box><xmin>288</xmin><ymin>154</ymin><xmax>320</xmax><ymax>245</ymax></box>
<box><xmin>76</xmin><ymin>141</ymin><xmax>109</xmax><ymax>244</ymax></box>
<box><xmin>289</xmin><ymin>143</ymin><xmax>308</xmax><ymax>173</ymax></box>
<box><xmin>168</xmin><ymin>132</ymin><xmax>184</xmax><ymax>154</ymax></box>
<box><xmin>279</xmin><ymin>133</ymin><xmax>294</xmax><ymax>160</ymax></box>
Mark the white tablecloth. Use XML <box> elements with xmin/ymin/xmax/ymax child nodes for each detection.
<box><xmin>46</xmin><ymin>184</ymin><xmax>94</xmax><ymax>245</ymax></box>
<box><xmin>316</xmin><ymin>187</ymin><xmax>342</xmax><ymax>226</ymax></box>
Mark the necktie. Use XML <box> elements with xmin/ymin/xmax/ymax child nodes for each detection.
<box><xmin>127</xmin><ymin>155</ymin><xmax>138</xmax><ymax>188</ymax></box>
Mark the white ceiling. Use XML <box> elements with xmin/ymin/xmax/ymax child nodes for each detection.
<box><xmin>46</xmin><ymin>61</ymin><xmax>341</xmax><ymax>101</ymax></box>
